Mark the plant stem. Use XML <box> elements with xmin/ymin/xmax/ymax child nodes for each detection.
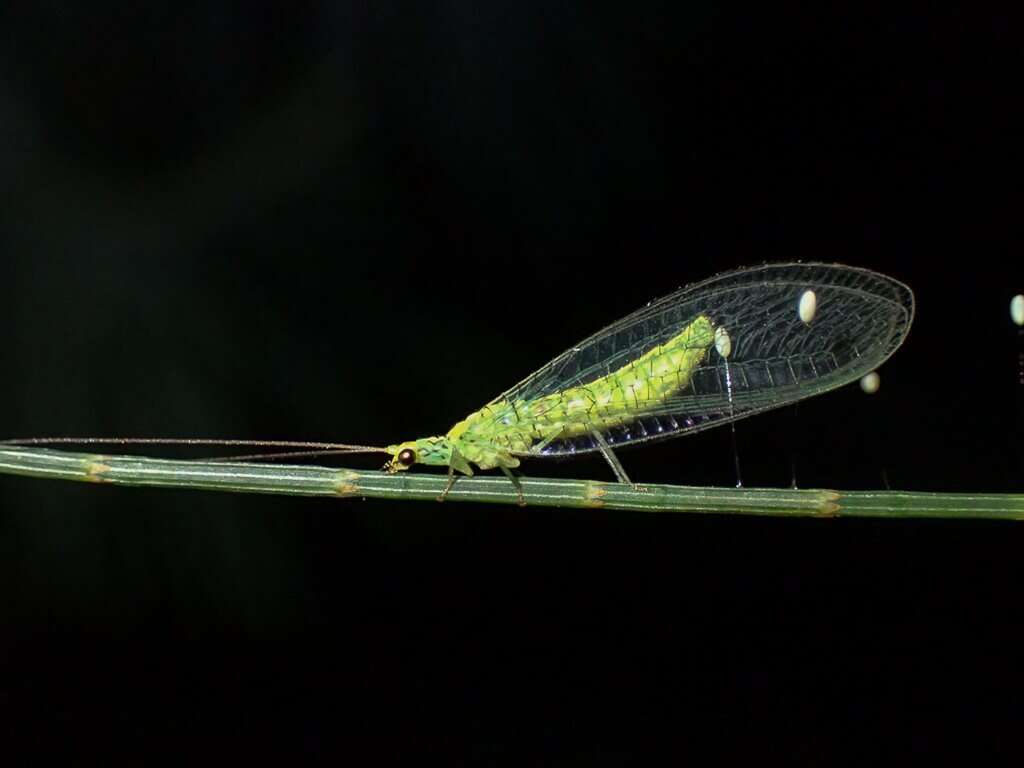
<box><xmin>1</xmin><ymin>446</ymin><xmax>1021</xmax><ymax>519</ymax></box>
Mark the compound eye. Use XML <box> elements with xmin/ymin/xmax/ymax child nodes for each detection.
<box><xmin>397</xmin><ymin>448</ymin><xmax>416</xmax><ymax>467</ymax></box>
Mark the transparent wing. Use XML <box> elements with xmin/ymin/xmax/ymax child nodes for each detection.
<box><xmin>487</xmin><ymin>262</ymin><xmax>914</xmax><ymax>456</ymax></box>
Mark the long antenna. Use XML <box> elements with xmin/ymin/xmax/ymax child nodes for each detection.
<box><xmin>206</xmin><ymin>449</ymin><xmax>384</xmax><ymax>463</ymax></box>
<box><xmin>0</xmin><ymin>437</ymin><xmax>388</xmax><ymax>453</ymax></box>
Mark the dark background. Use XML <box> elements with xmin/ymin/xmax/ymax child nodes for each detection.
<box><xmin>0</xmin><ymin>2</ymin><xmax>1019</xmax><ymax>762</ymax></box>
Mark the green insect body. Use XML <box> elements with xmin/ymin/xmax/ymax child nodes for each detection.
<box><xmin>0</xmin><ymin>265</ymin><xmax>913</xmax><ymax>506</ymax></box>
<box><xmin>386</xmin><ymin>315</ymin><xmax>715</xmax><ymax>477</ymax></box>
<box><xmin>383</xmin><ymin>263</ymin><xmax>914</xmax><ymax>497</ymax></box>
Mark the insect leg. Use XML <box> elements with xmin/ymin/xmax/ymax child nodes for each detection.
<box><xmin>438</xmin><ymin>465</ymin><xmax>458</xmax><ymax>502</ymax></box>
<box><xmin>591</xmin><ymin>430</ymin><xmax>642</xmax><ymax>489</ymax></box>
<box><xmin>499</xmin><ymin>466</ymin><xmax>526</xmax><ymax>506</ymax></box>
<box><xmin>437</xmin><ymin>444</ymin><xmax>473</xmax><ymax>502</ymax></box>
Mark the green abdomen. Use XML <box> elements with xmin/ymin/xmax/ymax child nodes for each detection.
<box><xmin>460</xmin><ymin>314</ymin><xmax>715</xmax><ymax>453</ymax></box>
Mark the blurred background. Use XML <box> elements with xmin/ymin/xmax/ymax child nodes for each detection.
<box><xmin>0</xmin><ymin>2</ymin><xmax>1018</xmax><ymax>761</ymax></box>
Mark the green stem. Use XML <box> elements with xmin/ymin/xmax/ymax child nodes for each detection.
<box><xmin>1</xmin><ymin>446</ymin><xmax>1021</xmax><ymax>519</ymax></box>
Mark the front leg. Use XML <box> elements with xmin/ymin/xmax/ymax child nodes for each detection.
<box><xmin>438</xmin><ymin>465</ymin><xmax>458</xmax><ymax>502</ymax></box>
<box><xmin>437</xmin><ymin>444</ymin><xmax>474</xmax><ymax>502</ymax></box>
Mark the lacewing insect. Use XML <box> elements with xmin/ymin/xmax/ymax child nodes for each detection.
<box><xmin>383</xmin><ymin>262</ymin><xmax>914</xmax><ymax>499</ymax></box>
<box><xmin>3</xmin><ymin>262</ymin><xmax>913</xmax><ymax>503</ymax></box>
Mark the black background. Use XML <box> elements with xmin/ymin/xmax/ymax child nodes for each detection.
<box><xmin>0</xmin><ymin>2</ymin><xmax>1019</xmax><ymax>762</ymax></box>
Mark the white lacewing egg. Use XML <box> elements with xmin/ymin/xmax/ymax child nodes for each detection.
<box><xmin>860</xmin><ymin>371</ymin><xmax>880</xmax><ymax>394</ymax></box>
<box><xmin>798</xmin><ymin>289</ymin><xmax>817</xmax><ymax>325</ymax></box>
<box><xmin>714</xmin><ymin>326</ymin><xmax>732</xmax><ymax>359</ymax></box>
<box><xmin>1011</xmin><ymin>294</ymin><xmax>1024</xmax><ymax>327</ymax></box>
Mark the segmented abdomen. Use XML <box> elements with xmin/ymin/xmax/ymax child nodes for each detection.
<box><xmin>459</xmin><ymin>315</ymin><xmax>715</xmax><ymax>452</ymax></box>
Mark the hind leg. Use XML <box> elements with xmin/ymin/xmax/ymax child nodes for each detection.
<box><xmin>592</xmin><ymin>430</ymin><xmax>646</xmax><ymax>491</ymax></box>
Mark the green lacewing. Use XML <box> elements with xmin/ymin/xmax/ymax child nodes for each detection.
<box><xmin>3</xmin><ymin>263</ymin><xmax>914</xmax><ymax>501</ymax></box>
<box><xmin>383</xmin><ymin>262</ymin><xmax>914</xmax><ymax>496</ymax></box>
